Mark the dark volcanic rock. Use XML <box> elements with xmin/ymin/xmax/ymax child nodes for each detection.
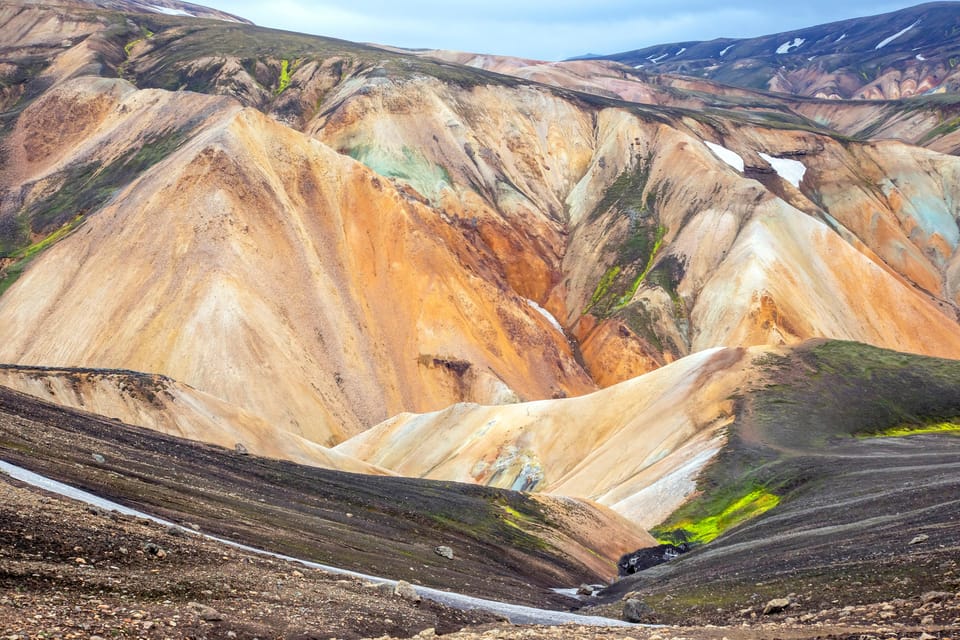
<box><xmin>617</xmin><ymin>543</ymin><xmax>689</xmax><ymax>576</ymax></box>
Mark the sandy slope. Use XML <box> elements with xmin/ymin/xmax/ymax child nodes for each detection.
<box><xmin>338</xmin><ymin>346</ymin><xmax>766</xmax><ymax>525</ymax></box>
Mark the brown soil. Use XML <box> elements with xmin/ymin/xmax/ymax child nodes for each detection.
<box><xmin>0</xmin><ymin>473</ymin><xmax>500</xmax><ymax>639</ymax></box>
<box><xmin>0</xmin><ymin>384</ymin><xmax>610</xmax><ymax>609</ymax></box>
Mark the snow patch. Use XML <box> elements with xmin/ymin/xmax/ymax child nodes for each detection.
<box><xmin>634</xmin><ymin>64</ymin><xmax>645</xmax><ymax>68</ymax></box>
<box><xmin>835</xmin><ymin>33</ymin><xmax>847</xmax><ymax>42</ymax></box>
<box><xmin>876</xmin><ymin>20</ymin><xmax>920</xmax><ymax>50</ymax></box>
<box><xmin>675</xmin><ymin>47</ymin><xmax>687</xmax><ymax>56</ymax></box>
<box><xmin>650</xmin><ymin>53</ymin><xmax>669</xmax><ymax>63</ymax></box>
<box><xmin>149</xmin><ymin>4</ymin><xmax>193</xmax><ymax>16</ymax></box>
<box><xmin>526</xmin><ymin>299</ymin><xmax>564</xmax><ymax>334</ymax></box>
<box><xmin>916</xmin><ymin>53</ymin><xmax>926</xmax><ymax>61</ymax></box>
<box><xmin>704</xmin><ymin>141</ymin><xmax>744</xmax><ymax>172</ymax></box>
<box><xmin>776</xmin><ymin>37</ymin><xmax>805</xmax><ymax>54</ymax></box>
<box><xmin>759</xmin><ymin>152</ymin><xmax>806</xmax><ymax>188</ymax></box>
<box><xmin>719</xmin><ymin>44</ymin><xmax>734</xmax><ymax>57</ymax></box>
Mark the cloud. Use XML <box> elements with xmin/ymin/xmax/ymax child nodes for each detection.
<box><xmin>199</xmin><ymin>0</ymin><xmax>924</xmax><ymax>60</ymax></box>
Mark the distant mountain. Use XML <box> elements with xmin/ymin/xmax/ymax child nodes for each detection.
<box><xmin>586</xmin><ymin>3</ymin><xmax>960</xmax><ymax>99</ymax></box>
<box><xmin>78</xmin><ymin>0</ymin><xmax>251</xmax><ymax>23</ymax></box>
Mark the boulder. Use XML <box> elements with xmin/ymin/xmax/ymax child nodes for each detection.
<box><xmin>763</xmin><ymin>597</ymin><xmax>791</xmax><ymax>615</ymax></box>
<box><xmin>394</xmin><ymin>580</ymin><xmax>421</xmax><ymax>603</ymax></box>
<box><xmin>922</xmin><ymin>591</ymin><xmax>952</xmax><ymax>604</ymax></box>
<box><xmin>187</xmin><ymin>601</ymin><xmax>224</xmax><ymax>622</ymax></box>
<box><xmin>623</xmin><ymin>598</ymin><xmax>654</xmax><ymax>622</ymax></box>
<box><xmin>434</xmin><ymin>545</ymin><xmax>454</xmax><ymax>560</ymax></box>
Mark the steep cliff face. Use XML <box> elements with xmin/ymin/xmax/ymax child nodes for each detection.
<box><xmin>3</xmin><ymin>2</ymin><xmax>960</xmax><ymax>495</ymax></box>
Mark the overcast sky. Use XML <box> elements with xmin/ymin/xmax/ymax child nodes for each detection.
<box><xmin>197</xmin><ymin>0</ymin><xmax>931</xmax><ymax>60</ymax></box>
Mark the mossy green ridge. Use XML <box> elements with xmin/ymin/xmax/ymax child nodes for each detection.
<box><xmin>864</xmin><ymin>420</ymin><xmax>960</xmax><ymax>438</ymax></box>
<box><xmin>0</xmin><ymin>130</ymin><xmax>188</xmax><ymax>298</ymax></box>
<box><xmin>589</xmin><ymin>155</ymin><xmax>652</xmax><ymax>223</ymax></box>
<box><xmin>0</xmin><ymin>215</ymin><xmax>84</xmax><ymax>297</ymax></box>
<box><xmin>583</xmin><ymin>159</ymin><xmax>672</xmax><ymax>319</ymax></box>
<box><xmin>613</xmin><ymin>223</ymin><xmax>666</xmax><ymax>310</ymax></box>
<box><xmin>649</xmin><ymin>340</ymin><xmax>960</xmax><ymax>550</ymax></box>
<box><xmin>603</xmin><ymin>341</ymin><xmax>960</xmax><ymax>623</ymax></box>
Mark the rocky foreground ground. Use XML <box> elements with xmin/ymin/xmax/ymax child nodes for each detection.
<box><xmin>3</xmin><ymin>472</ymin><xmax>959</xmax><ymax>640</ymax></box>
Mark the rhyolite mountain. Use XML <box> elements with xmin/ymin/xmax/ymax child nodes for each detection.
<box><xmin>2</xmin><ymin>0</ymin><xmax>960</xmax><ymax>584</ymax></box>
<box><xmin>586</xmin><ymin>2</ymin><xmax>960</xmax><ymax>99</ymax></box>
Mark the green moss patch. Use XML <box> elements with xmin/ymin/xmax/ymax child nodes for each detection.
<box><xmin>275</xmin><ymin>58</ymin><xmax>292</xmax><ymax>94</ymax></box>
<box><xmin>653</xmin><ymin>487</ymin><xmax>780</xmax><ymax>545</ymax></box>
<box><xmin>862</xmin><ymin>420</ymin><xmax>960</xmax><ymax>438</ymax></box>
<box><xmin>0</xmin><ymin>215</ymin><xmax>84</xmax><ymax>297</ymax></box>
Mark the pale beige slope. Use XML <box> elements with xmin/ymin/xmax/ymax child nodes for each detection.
<box><xmin>337</xmin><ymin>346</ymin><xmax>760</xmax><ymax>526</ymax></box>
<box><xmin>0</xmin><ymin>88</ymin><xmax>592</xmax><ymax>444</ymax></box>
<box><xmin>0</xmin><ymin>366</ymin><xmax>383</xmax><ymax>473</ymax></box>
<box><xmin>688</xmin><ymin>196</ymin><xmax>960</xmax><ymax>354</ymax></box>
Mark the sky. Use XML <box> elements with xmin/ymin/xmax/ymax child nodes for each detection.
<box><xmin>197</xmin><ymin>0</ymin><xmax>931</xmax><ymax>61</ymax></box>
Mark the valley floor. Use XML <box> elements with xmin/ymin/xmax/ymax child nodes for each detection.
<box><xmin>3</xmin><ymin>449</ymin><xmax>959</xmax><ymax>640</ymax></box>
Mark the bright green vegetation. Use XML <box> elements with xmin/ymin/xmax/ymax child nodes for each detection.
<box><xmin>589</xmin><ymin>156</ymin><xmax>652</xmax><ymax>222</ymax></box>
<box><xmin>584</xmin><ymin>266</ymin><xmax>621</xmax><ymax>314</ymax></box>
<box><xmin>919</xmin><ymin>114</ymin><xmax>960</xmax><ymax>144</ymax></box>
<box><xmin>582</xmin><ymin>216</ymin><xmax>669</xmax><ymax>318</ymax></box>
<box><xmin>864</xmin><ymin>420</ymin><xmax>960</xmax><ymax>438</ymax></box>
<box><xmin>0</xmin><ymin>130</ymin><xmax>188</xmax><ymax>297</ymax></box>
<box><xmin>275</xmin><ymin>59</ymin><xmax>292</xmax><ymax>94</ymax></box>
<box><xmin>27</xmin><ymin>130</ymin><xmax>186</xmax><ymax>232</ymax></box>
<box><xmin>0</xmin><ymin>215</ymin><xmax>84</xmax><ymax>297</ymax></box>
<box><xmin>117</xmin><ymin>16</ymin><xmax>525</xmax><ymax>96</ymax></box>
<box><xmin>653</xmin><ymin>488</ymin><xmax>780</xmax><ymax>545</ymax></box>
<box><xmin>118</xmin><ymin>25</ymin><xmax>155</xmax><ymax>80</ymax></box>
<box><xmin>613</xmin><ymin>224</ymin><xmax>666</xmax><ymax>310</ymax></box>
<box><xmin>582</xmin><ymin>158</ymin><xmax>672</xmax><ymax>318</ymax></box>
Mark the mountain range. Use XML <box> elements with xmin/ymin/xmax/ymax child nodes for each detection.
<box><xmin>2</xmin><ymin>0</ymin><xmax>960</xmax><ymax>635</ymax></box>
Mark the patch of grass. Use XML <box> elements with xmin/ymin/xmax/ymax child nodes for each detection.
<box><xmin>583</xmin><ymin>266</ymin><xmax>621</xmax><ymax>315</ymax></box>
<box><xmin>1</xmin><ymin>129</ymin><xmax>188</xmax><ymax>297</ymax></box>
<box><xmin>0</xmin><ymin>215</ymin><xmax>84</xmax><ymax>297</ymax></box>
<box><xmin>275</xmin><ymin>58</ymin><xmax>292</xmax><ymax>94</ymax></box>
<box><xmin>26</xmin><ymin>129</ymin><xmax>186</xmax><ymax>233</ymax></box>
<box><xmin>653</xmin><ymin>487</ymin><xmax>780</xmax><ymax>545</ymax></box>
<box><xmin>613</xmin><ymin>224</ymin><xmax>666</xmax><ymax>310</ymax></box>
<box><xmin>589</xmin><ymin>154</ymin><xmax>652</xmax><ymax>222</ymax></box>
<box><xmin>861</xmin><ymin>420</ymin><xmax>960</xmax><ymax>438</ymax></box>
